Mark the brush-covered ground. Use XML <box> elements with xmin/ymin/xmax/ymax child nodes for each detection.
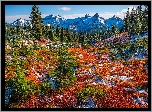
<box><xmin>5</xmin><ymin>32</ymin><xmax>148</xmax><ymax>108</ymax></box>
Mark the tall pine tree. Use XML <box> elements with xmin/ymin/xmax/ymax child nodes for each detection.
<box><xmin>16</xmin><ymin>19</ymin><xmax>22</xmax><ymax>36</ymax></box>
<box><xmin>29</xmin><ymin>5</ymin><xmax>43</xmax><ymax>40</ymax></box>
<box><xmin>60</xmin><ymin>27</ymin><xmax>64</xmax><ymax>42</ymax></box>
<box><xmin>56</xmin><ymin>25</ymin><xmax>60</xmax><ymax>38</ymax></box>
<box><xmin>48</xmin><ymin>25</ymin><xmax>54</xmax><ymax>41</ymax></box>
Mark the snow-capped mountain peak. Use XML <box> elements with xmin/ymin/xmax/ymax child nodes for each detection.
<box><xmin>112</xmin><ymin>15</ymin><xmax>117</xmax><ymax>18</ymax></box>
<box><xmin>7</xmin><ymin>13</ymin><xmax>124</xmax><ymax>33</ymax></box>
<box><xmin>93</xmin><ymin>13</ymin><xmax>99</xmax><ymax>18</ymax></box>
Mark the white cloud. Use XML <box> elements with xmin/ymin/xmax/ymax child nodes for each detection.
<box><xmin>58</xmin><ymin>7</ymin><xmax>71</xmax><ymax>11</ymax></box>
<box><xmin>116</xmin><ymin>6</ymin><xmax>137</xmax><ymax>18</ymax></box>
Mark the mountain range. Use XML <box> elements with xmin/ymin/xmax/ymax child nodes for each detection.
<box><xmin>7</xmin><ymin>13</ymin><xmax>124</xmax><ymax>33</ymax></box>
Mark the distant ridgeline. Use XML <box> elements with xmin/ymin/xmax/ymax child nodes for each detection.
<box><xmin>6</xmin><ymin>13</ymin><xmax>124</xmax><ymax>34</ymax></box>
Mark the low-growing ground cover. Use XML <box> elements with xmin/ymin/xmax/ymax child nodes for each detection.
<box><xmin>5</xmin><ymin>32</ymin><xmax>148</xmax><ymax>108</ymax></box>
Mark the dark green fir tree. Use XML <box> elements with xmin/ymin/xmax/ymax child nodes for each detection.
<box><xmin>29</xmin><ymin>5</ymin><xmax>43</xmax><ymax>40</ymax></box>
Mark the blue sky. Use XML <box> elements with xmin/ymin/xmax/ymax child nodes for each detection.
<box><xmin>5</xmin><ymin>5</ymin><xmax>139</xmax><ymax>23</ymax></box>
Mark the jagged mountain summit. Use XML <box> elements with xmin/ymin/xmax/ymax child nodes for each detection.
<box><xmin>104</xmin><ymin>15</ymin><xmax>124</xmax><ymax>30</ymax></box>
<box><xmin>8</xmin><ymin>18</ymin><xmax>31</xmax><ymax>26</ymax></box>
<box><xmin>7</xmin><ymin>13</ymin><xmax>124</xmax><ymax>33</ymax></box>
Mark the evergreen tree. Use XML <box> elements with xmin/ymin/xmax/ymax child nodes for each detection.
<box><xmin>9</xmin><ymin>26</ymin><xmax>16</xmax><ymax>47</ymax></box>
<box><xmin>5</xmin><ymin>22</ymin><xmax>12</xmax><ymax>41</ymax></box>
<box><xmin>56</xmin><ymin>25</ymin><xmax>60</xmax><ymax>38</ymax></box>
<box><xmin>141</xmin><ymin>5</ymin><xmax>148</xmax><ymax>35</ymax></box>
<box><xmin>94</xmin><ymin>28</ymin><xmax>98</xmax><ymax>41</ymax></box>
<box><xmin>99</xmin><ymin>29</ymin><xmax>104</xmax><ymax>41</ymax></box>
<box><xmin>127</xmin><ymin>8</ymin><xmax>132</xmax><ymax>36</ymax></box>
<box><xmin>123</xmin><ymin>8</ymin><xmax>130</xmax><ymax>36</ymax></box>
<box><xmin>73</xmin><ymin>33</ymin><xmax>76</xmax><ymax>42</ymax></box>
<box><xmin>79</xmin><ymin>32</ymin><xmax>84</xmax><ymax>46</ymax></box>
<box><xmin>123</xmin><ymin>5</ymin><xmax>148</xmax><ymax>37</ymax></box>
<box><xmin>10</xmin><ymin>27</ymin><xmax>16</xmax><ymax>36</ymax></box>
<box><xmin>70</xmin><ymin>31</ymin><xmax>74</xmax><ymax>42</ymax></box>
<box><xmin>129</xmin><ymin>8</ymin><xmax>137</xmax><ymax>36</ymax></box>
<box><xmin>122</xmin><ymin>15</ymin><xmax>128</xmax><ymax>32</ymax></box>
<box><xmin>22</xmin><ymin>21</ymin><xmax>27</xmax><ymax>39</ymax></box>
<box><xmin>16</xmin><ymin>19</ymin><xmax>22</xmax><ymax>36</ymax></box>
<box><xmin>48</xmin><ymin>25</ymin><xmax>54</xmax><ymax>41</ymax></box>
<box><xmin>29</xmin><ymin>5</ymin><xmax>43</xmax><ymax>40</ymax></box>
<box><xmin>60</xmin><ymin>27</ymin><xmax>64</xmax><ymax>42</ymax></box>
<box><xmin>105</xmin><ymin>27</ymin><xmax>111</xmax><ymax>39</ymax></box>
<box><xmin>65</xmin><ymin>28</ymin><xmax>71</xmax><ymax>42</ymax></box>
<box><xmin>86</xmin><ymin>32</ymin><xmax>90</xmax><ymax>43</ymax></box>
<box><xmin>26</xmin><ymin>22</ymin><xmax>32</xmax><ymax>38</ymax></box>
<box><xmin>5</xmin><ymin>22</ymin><xmax>9</xmax><ymax>37</ymax></box>
<box><xmin>143</xmin><ymin>5</ymin><xmax>148</xmax><ymax>24</ymax></box>
<box><xmin>45</xmin><ymin>24</ymin><xmax>50</xmax><ymax>38</ymax></box>
<box><xmin>41</xmin><ymin>23</ymin><xmax>46</xmax><ymax>37</ymax></box>
<box><xmin>135</xmin><ymin>5</ymin><xmax>143</xmax><ymax>35</ymax></box>
<box><xmin>5</xmin><ymin>22</ymin><xmax>8</xmax><ymax>33</ymax></box>
<box><xmin>75</xmin><ymin>32</ymin><xmax>79</xmax><ymax>42</ymax></box>
<box><xmin>112</xmin><ymin>25</ymin><xmax>120</xmax><ymax>36</ymax></box>
<box><xmin>112</xmin><ymin>25</ymin><xmax>116</xmax><ymax>37</ymax></box>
